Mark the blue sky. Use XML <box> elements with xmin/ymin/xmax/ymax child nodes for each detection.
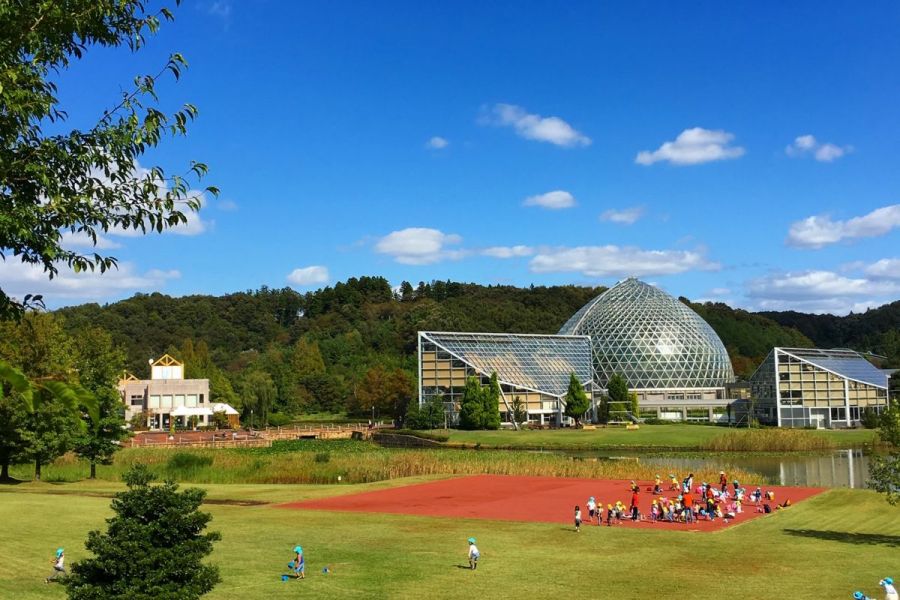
<box><xmin>7</xmin><ymin>1</ymin><xmax>900</xmax><ymax>314</ymax></box>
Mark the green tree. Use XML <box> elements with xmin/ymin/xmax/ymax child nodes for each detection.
<box><xmin>510</xmin><ymin>396</ymin><xmax>527</xmax><ymax>430</ymax></box>
<box><xmin>563</xmin><ymin>372</ymin><xmax>590</xmax><ymax>427</ymax></box>
<box><xmin>404</xmin><ymin>396</ymin><xmax>444</xmax><ymax>429</ymax></box>
<box><xmin>869</xmin><ymin>405</ymin><xmax>900</xmax><ymax>505</ymax></box>
<box><xmin>597</xmin><ymin>395</ymin><xmax>610</xmax><ymax>424</ymax></box>
<box><xmin>607</xmin><ymin>373</ymin><xmax>629</xmax><ymax>422</ymax></box>
<box><xmin>72</xmin><ymin>327</ymin><xmax>129</xmax><ymax>478</ymax></box>
<box><xmin>629</xmin><ymin>391</ymin><xmax>639</xmax><ymax>417</ymax></box>
<box><xmin>241</xmin><ymin>371</ymin><xmax>276</xmax><ymax>428</ymax></box>
<box><xmin>421</xmin><ymin>395</ymin><xmax>446</xmax><ymax>429</ymax></box>
<box><xmin>0</xmin><ymin>313</ymin><xmax>96</xmax><ymax>480</ymax></box>
<box><xmin>353</xmin><ymin>366</ymin><xmax>414</xmax><ymax>422</ymax></box>
<box><xmin>65</xmin><ymin>464</ymin><xmax>220</xmax><ymax>599</ymax></box>
<box><xmin>0</xmin><ymin>1</ymin><xmax>216</xmax><ymax>320</ymax></box>
<box><xmin>458</xmin><ymin>377</ymin><xmax>485</xmax><ymax>430</ymax></box>
<box><xmin>482</xmin><ymin>372</ymin><xmax>501</xmax><ymax>430</ymax></box>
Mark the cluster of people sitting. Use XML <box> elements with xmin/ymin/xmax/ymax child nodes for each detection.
<box><xmin>576</xmin><ymin>471</ymin><xmax>792</xmax><ymax>530</ymax></box>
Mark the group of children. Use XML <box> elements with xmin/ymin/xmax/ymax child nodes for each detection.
<box><xmin>573</xmin><ymin>471</ymin><xmax>792</xmax><ymax>530</ymax></box>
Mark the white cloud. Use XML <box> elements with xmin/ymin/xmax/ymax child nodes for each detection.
<box><xmin>483</xmin><ymin>104</ymin><xmax>591</xmax><ymax>147</ymax></box>
<box><xmin>746</xmin><ymin>270</ymin><xmax>900</xmax><ymax>314</ymax></box>
<box><xmin>287</xmin><ymin>266</ymin><xmax>330</xmax><ymax>286</ymax></box>
<box><xmin>635</xmin><ymin>127</ymin><xmax>745</xmax><ymax>166</ymax></box>
<box><xmin>529</xmin><ymin>245</ymin><xmax>719</xmax><ymax>277</ymax></box>
<box><xmin>786</xmin><ymin>204</ymin><xmax>900</xmax><ymax>248</ymax></box>
<box><xmin>426</xmin><ymin>136</ymin><xmax>449</xmax><ymax>149</ymax></box>
<box><xmin>482</xmin><ymin>245</ymin><xmax>534</xmax><ymax>258</ymax></box>
<box><xmin>61</xmin><ymin>230</ymin><xmax>122</xmax><ymax>250</ymax></box>
<box><xmin>0</xmin><ymin>257</ymin><xmax>179</xmax><ymax>303</ymax></box>
<box><xmin>863</xmin><ymin>258</ymin><xmax>900</xmax><ymax>280</ymax></box>
<box><xmin>208</xmin><ymin>1</ymin><xmax>232</xmax><ymax>18</ymax></box>
<box><xmin>216</xmin><ymin>199</ymin><xmax>238</xmax><ymax>211</ymax></box>
<box><xmin>785</xmin><ymin>134</ymin><xmax>851</xmax><ymax>162</ymax></box>
<box><xmin>523</xmin><ymin>190</ymin><xmax>576</xmax><ymax>210</ymax></box>
<box><xmin>600</xmin><ymin>206</ymin><xmax>645</xmax><ymax>225</ymax></box>
<box><xmin>375</xmin><ymin>227</ymin><xmax>465</xmax><ymax>265</ymax></box>
<box><xmin>709</xmin><ymin>287</ymin><xmax>732</xmax><ymax>296</ymax></box>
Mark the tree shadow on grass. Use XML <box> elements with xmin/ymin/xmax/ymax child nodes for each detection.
<box><xmin>784</xmin><ymin>529</ymin><xmax>900</xmax><ymax>547</ymax></box>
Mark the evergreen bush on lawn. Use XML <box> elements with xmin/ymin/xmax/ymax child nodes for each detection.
<box><xmin>65</xmin><ymin>464</ymin><xmax>220</xmax><ymax>599</ymax></box>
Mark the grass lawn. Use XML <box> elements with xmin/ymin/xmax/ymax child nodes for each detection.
<box><xmin>440</xmin><ymin>424</ymin><xmax>878</xmax><ymax>451</ymax></box>
<box><xmin>1</xmin><ymin>479</ymin><xmax>897</xmax><ymax>599</ymax></box>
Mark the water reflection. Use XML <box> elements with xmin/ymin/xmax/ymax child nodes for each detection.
<box><xmin>636</xmin><ymin>449</ymin><xmax>870</xmax><ymax>488</ymax></box>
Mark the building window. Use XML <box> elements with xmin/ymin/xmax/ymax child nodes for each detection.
<box><xmin>849</xmin><ymin>406</ymin><xmax>860</xmax><ymax>421</ymax></box>
<box><xmin>149</xmin><ymin>395</ymin><xmax>161</xmax><ymax>409</ymax></box>
<box><xmin>830</xmin><ymin>407</ymin><xmax>846</xmax><ymax>421</ymax></box>
<box><xmin>130</xmin><ymin>395</ymin><xmax>144</xmax><ymax>406</ymax></box>
<box><xmin>199</xmin><ymin>394</ymin><xmax>205</xmax><ymax>404</ymax></box>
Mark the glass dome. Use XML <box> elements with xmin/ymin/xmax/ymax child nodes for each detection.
<box><xmin>558</xmin><ymin>278</ymin><xmax>734</xmax><ymax>389</ymax></box>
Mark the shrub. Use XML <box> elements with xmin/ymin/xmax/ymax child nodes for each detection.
<box><xmin>267</xmin><ymin>412</ymin><xmax>293</xmax><ymax>427</ymax></box>
<box><xmin>314</xmin><ymin>452</ymin><xmax>331</xmax><ymax>463</ymax></box>
<box><xmin>65</xmin><ymin>465</ymin><xmax>220</xmax><ymax>599</ymax></box>
<box><xmin>168</xmin><ymin>452</ymin><xmax>214</xmax><ymax>471</ymax></box>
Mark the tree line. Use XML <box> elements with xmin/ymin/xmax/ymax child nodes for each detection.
<box><xmin>49</xmin><ymin>276</ymin><xmax>899</xmax><ymax>428</ymax></box>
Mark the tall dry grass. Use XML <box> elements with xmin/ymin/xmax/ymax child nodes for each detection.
<box><xmin>702</xmin><ymin>428</ymin><xmax>835</xmax><ymax>452</ymax></box>
<box><xmin>23</xmin><ymin>443</ymin><xmax>765</xmax><ymax>486</ymax></box>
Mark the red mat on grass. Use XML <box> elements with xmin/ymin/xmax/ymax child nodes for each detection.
<box><xmin>278</xmin><ymin>475</ymin><xmax>825</xmax><ymax>531</ymax></box>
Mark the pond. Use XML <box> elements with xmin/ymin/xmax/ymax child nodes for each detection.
<box><xmin>586</xmin><ymin>449</ymin><xmax>872</xmax><ymax>488</ymax></box>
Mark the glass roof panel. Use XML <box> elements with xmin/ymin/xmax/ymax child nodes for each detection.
<box><xmin>780</xmin><ymin>348</ymin><xmax>889</xmax><ymax>389</ymax></box>
<box><xmin>421</xmin><ymin>332</ymin><xmax>593</xmax><ymax>397</ymax></box>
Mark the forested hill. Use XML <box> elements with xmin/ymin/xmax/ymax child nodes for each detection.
<box><xmin>760</xmin><ymin>301</ymin><xmax>900</xmax><ymax>367</ymax></box>
<box><xmin>53</xmin><ymin>277</ymin><xmax>894</xmax><ymax>418</ymax></box>
<box><xmin>57</xmin><ymin>278</ymin><xmax>604</xmax><ymax>377</ymax></box>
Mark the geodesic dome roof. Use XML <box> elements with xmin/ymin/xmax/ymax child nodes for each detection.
<box><xmin>558</xmin><ymin>278</ymin><xmax>734</xmax><ymax>389</ymax></box>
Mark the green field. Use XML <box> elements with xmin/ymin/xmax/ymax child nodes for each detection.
<box><xmin>439</xmin><ymin>424</ymin><xmax>879</xmax><ymax>450</ymax></box>
<box><xmin>1</xmin><ymin>478</ymin><xmax>897</xmax><ymax>599</ymax></box>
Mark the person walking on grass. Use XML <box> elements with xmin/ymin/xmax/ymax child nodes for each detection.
<box><xmin>574</xmin><ymin>505</ymin><xmax>582</xmax><ymax>532</ymax></box>
<box><xmin>45</xmin><ymin>548</ymin><xmax>65</xmax><ymax>583</ymax></box>
<box><xmin>881</xmin><ymin>577</ymin><xmax>898</xmax><ymax>600</ymax></box>
<box><xmin>467</xmin><ymin>538</ymin><xmax>480</xmax><ymax>570</ymax></box>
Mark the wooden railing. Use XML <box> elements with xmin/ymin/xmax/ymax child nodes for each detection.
<box><xmin>130</xmin><ymin>423</ymin><xmax>381</xmax><ymax>448</ymax></box>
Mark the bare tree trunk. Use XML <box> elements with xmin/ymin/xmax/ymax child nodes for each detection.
<box><xmin>0</xmin><ymin>460</ymin><xmax>10</xmax><ymax>482</ymax></box>
<box><xmin>90</xmin><ymin>460</ymin><xmax>97</xmax><ymax>479</ymax></box>
<box><xmin>34</xmin><ymin>459</ymin><xmax>41</xmax><ymax>481</ymax></box>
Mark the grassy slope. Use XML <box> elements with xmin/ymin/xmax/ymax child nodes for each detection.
<box><xmin>1</xmin><ymin>481</ymin><xmax>897</xmax><ymax>600</ymax></box>
<box><xmin>440</xmin><ymin>425</ymin><xmax>878</xmax><ymax>450</ymax></box>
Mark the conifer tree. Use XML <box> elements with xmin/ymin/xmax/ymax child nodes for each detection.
<box><xmin>65</xmin><ymin>465</ymin><xmax>220</xmax><ymax>599</ymax></box>
<box><xmin>563</xmin><ymin>372</ymin><xmax>590</xmax><ymax>427</ymax></box>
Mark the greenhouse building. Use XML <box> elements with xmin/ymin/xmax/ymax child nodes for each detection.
<box><xmin>417</xmin><ymin>331</ymin><xmax>593</xmax><ymax>426</ymax></box>
<box><xmin>418</xmin><ymin>277</ymin><xmax>739</xmax><ymax>425</ymax></box>
<box><xmin>748</xmin><ymin>347</ymin><xmax>890</xmax><ymax>428</ymax></box>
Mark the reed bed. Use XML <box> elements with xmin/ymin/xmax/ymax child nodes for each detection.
<box><xmin>16</xmin><ymin>441</ymin><xmax>764</xmax><ymax>486</ymax></box>
<box><xmin>701</xmin><ymin>428</ymin><xmax>838</xmax><ymax>452</ymax></box>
